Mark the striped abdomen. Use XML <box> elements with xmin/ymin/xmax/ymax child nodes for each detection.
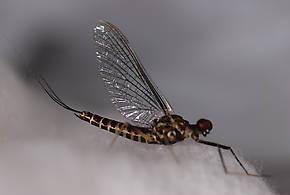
<box><xmin>76</xmin><ymin>111</ymin><xmax>161</xmax><ymax>144</ymax></box>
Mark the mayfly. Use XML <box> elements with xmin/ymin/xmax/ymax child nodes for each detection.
<box><xmin>38</xmin><ymin>20</ymin><xmax>259</xmax><ymax>177</ymax></box>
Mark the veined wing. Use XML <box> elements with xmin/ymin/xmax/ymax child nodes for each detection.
<box><xmin>93</xmin><ymin>20</ymin><xmax>173</xmax><ymax>127</ymax></box>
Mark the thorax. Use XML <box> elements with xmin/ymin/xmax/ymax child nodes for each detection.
<box><xmin>152</xmin><ymin>114</ymin><xmax>190</xmax><ymax>144</ymax></box>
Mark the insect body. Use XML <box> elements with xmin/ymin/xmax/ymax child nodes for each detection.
<box><xmin>76</xmin><ymin>111</ymin><xmax>211</xmax><ymax>145</ymax></box>
<box><xmin>38</xmin><ymin>20</ymin><xmax>259</xmax><ymax>177</ymax></box>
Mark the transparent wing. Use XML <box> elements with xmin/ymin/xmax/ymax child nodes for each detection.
<box><xmin>93</xmin><ymin>20</ymin><xmax>173</xmax><ymax>127</ymax></box>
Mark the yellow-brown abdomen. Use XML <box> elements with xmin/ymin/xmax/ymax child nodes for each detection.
<box><xmin>77</xmin><ymin>111</ymin><xmax>161</xmax><ymax>144</ymax></box>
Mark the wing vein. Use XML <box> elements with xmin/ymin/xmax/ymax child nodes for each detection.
<box><xmin>101</xmin><ymin>69</ymin><xmax>160</xmax><ymax>110</ymax></box>
<box><xmin>93</xmin><ymin>20</ymin><xmax>173</xmax><ymax>127</ymax></box>
<box><xmin>96</xmin><ymin>34</ymin><xmax>156</xmax><ymax>99</ymax></box>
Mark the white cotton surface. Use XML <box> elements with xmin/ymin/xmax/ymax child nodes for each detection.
<box><xmin>0</xmin><ymin>62</ymin><xmax>275</xmax><ymax>195</ymax></box>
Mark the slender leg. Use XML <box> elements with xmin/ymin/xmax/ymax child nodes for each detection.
<box><xmin>218</xmin><ymin>147</ymin><xmax>228</xmax><ymax>174</ymax></box>
<box><xmin>110</xmin><ymin>135</ymin><xmax>119</xmax><ymax>147</ymax></box>
<box><xmin>168</xmin><ymin>146</ymin><xmax>180</xmax><ymax>164</ymax></box>
<box><xmin>163</xmin><ymin>136</ymin><xmax>180</xmax><ymax>164</ymax></box>
<box><xmin>196</xmin><ymin>139</ymin><xmax>261</xmax><ymax>177</ymax></box>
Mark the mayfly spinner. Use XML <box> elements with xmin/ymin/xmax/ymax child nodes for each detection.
<box><xmin>38</xmin><ymin>20</ymin><xmax>260</xmax><ymax>177</ymax></box>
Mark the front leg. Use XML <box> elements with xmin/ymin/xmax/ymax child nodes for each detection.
<box><xmin>195</xmin><ymin>139</ymin><xmax>260</xmax><ymax>177</ymax></box>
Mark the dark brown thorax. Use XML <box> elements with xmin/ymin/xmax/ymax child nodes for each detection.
<box><xmin>152</xmin><ymin>114</ymin><xmax>191</xmax><ymax>144</ymax></box>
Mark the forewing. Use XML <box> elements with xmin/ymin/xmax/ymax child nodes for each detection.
<box><xmin>93</xmin><ymin>20</ymin><xmax>173</xmax><ymax>127</ymax></box>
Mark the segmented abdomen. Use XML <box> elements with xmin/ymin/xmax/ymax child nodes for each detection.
<box><xmin>77</xmin><ymin>111</ymin><xmax>162</xmax><ymax>144</ymax></box>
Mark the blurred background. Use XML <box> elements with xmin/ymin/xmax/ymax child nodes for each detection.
<box><xmin>0</xmin><ymin>0</ymin><xmax>289</xmax><ymax>194</ymax></box>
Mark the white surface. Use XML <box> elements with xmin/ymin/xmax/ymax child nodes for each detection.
<box><xmin>0</xmin><ymin>62</ymin><xmax>275</xmax><ymax>195</ymax></box>
<box><xmin>1</xmin><ymin>1</ymin><xmax>290</xmax><ymax>194</ymax></box>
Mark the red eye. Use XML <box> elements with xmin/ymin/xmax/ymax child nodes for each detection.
<box><xmin>199</xmin><ymin>123</ymin><xmax>205</xmax><ymax>129</ymax></box>
<box><xmin>197</xmin><ymin>119</ymin><xmax>213</xmax><ymax>130</ymax></box>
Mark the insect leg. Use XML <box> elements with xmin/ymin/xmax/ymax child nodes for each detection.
<box><xmin>162</xmin><ymin>136</ymin><xmax>180</xmax><ymax>164</ymax></box>
<box><xmin>168</xmin><ymin>146</ymin><xmax>180</xmax><ymax>164</ymax></box>
<box><xmin>217</xmin><ymin>146</ymin><xmax>227</xmax><ymax>174</ymax></box>
<box><xmin>110</xmin><ymin>135</ymin><xmax>119</xmax><ymax>147</ymax></box>
<box><xmin>196</xmin><ymin>139</ymin><xmax>261</xmax><ymax>177</ymax></box>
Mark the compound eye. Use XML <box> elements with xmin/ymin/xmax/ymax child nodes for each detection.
<box><xmin>197</xmin><ymin>119</ymin><xmax>213</xmax><ymax>131</ymax></box>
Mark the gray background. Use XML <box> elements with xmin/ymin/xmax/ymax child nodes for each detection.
<box><xmin>0</xmin><ymin>0</ymin><xmax>289</xmax><ymax>194</ymax></box>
